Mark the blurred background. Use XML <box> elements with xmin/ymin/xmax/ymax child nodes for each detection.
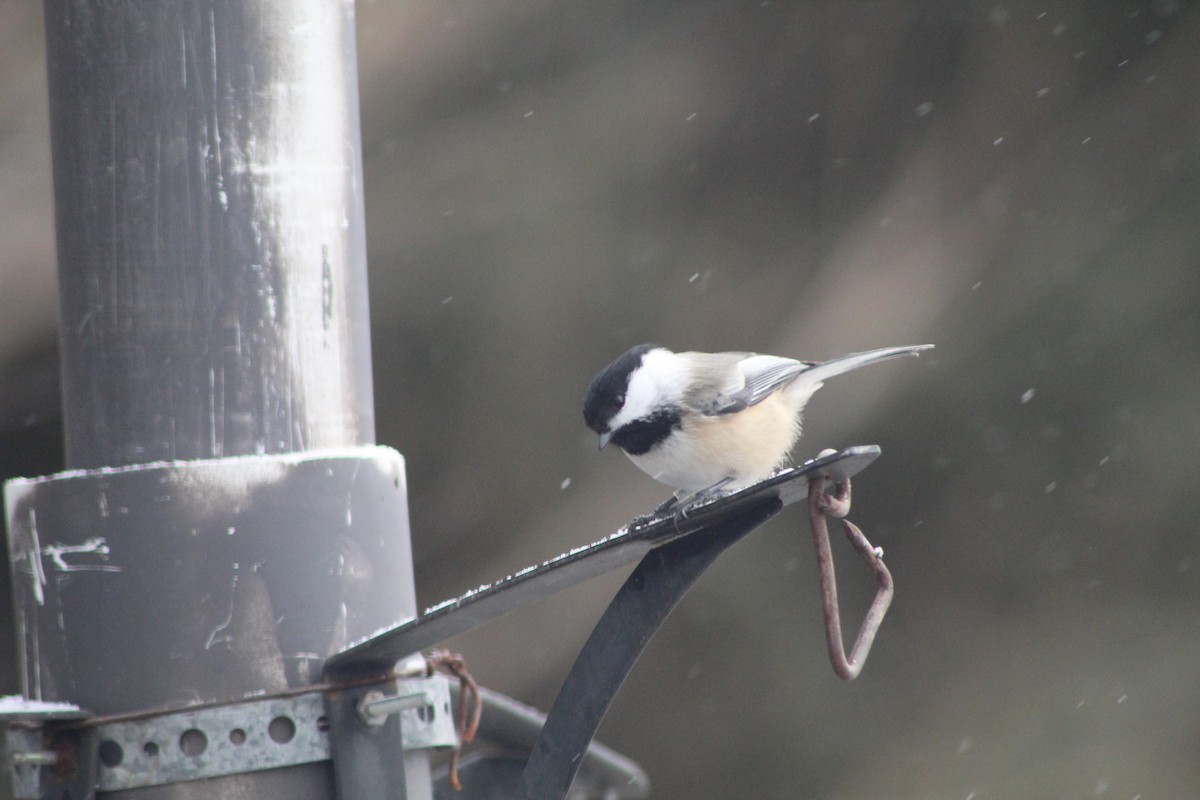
<box><xmin>3</xmin><ymin>1</ymin><xmax>1199</xmax><ymax>797</ymax></box>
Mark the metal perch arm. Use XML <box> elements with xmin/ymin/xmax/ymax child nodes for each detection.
<box><xmin>808</xmin><ymin>475</ymin><xmax>894</xmax><ymax>680</ymax></box>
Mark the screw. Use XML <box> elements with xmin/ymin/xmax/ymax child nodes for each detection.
<box><xmin>11</xmin><ymin>751</ymin><xmax>58</xmax><ymax>767</ymax></box>
<box><xmin>356</xmin><ymin>689</ymin><xmax>434</xmax><ymax>727</ymax></box>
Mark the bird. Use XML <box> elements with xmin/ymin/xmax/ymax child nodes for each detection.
<box><xmin>583</xmin><ymin>343</ymin><xmax>933</xmax><ymax>503</ymax></box>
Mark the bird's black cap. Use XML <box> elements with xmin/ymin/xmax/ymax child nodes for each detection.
<box><xmin>582</xmin><ymin>343</ymin><xmax>657</xmax><ymax>434</ymax></box>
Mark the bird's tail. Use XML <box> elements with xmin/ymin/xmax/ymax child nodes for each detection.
<box><xmin>793</xmin><ymin>344</ymin><xmax>934</xmax><ymax>391</ymax></box>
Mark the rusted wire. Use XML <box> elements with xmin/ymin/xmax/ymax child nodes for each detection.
<box><xmin>54</xmin><ymin>668</ymin><xmax>400</xmax><ymax>731</ymax></box>
<box><xmin>807</xmin><ymin>475</ymin><xmax>894</xmax><ymax>680</ymax></box>
<box><xmin>425</xmin><ymin>649</ymin><xmax>482</xmax><ymax>791</ymax></box>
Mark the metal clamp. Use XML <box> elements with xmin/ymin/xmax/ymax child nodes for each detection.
<box><xmin>2</xmin><ymin>676</ymin><xmax>457</xmax><ymax>799</ymax></box>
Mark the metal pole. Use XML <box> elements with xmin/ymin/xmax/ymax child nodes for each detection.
<box><xmin>45</xmin><ymin>0</ymin><xmax>375</xmax><ymax>469</ymax></box>
<box><xmin>15</xmin><ymin>1</ymin><xmax>426</xmax><ymax>797</ymax></box>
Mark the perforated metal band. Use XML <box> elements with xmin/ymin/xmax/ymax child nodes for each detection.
<box><xmin>90</xmin><ymin>676</ymin><xmax>456</xmax><ymax>792</ymax></box>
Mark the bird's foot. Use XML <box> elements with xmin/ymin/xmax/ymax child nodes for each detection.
<box><xmin>652</xmin><ymin>494</ymin><xmax>683</xmax><ymax>516</ymax></box>
<box><xmin>635</xmin><ymin>479</ymin><xmax>736</xmax><ymax>528</ymax></box>
<box><xmin>670</xmin><ymin>479</ymin><xmax>736</xmax><ymax>521</ymax></box>
<box><xmin>626</xmin><ymin>512</ymin><xmax>658</xmax><ymax>530</ymax></box>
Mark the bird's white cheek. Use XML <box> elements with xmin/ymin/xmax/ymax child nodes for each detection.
<box><xmin>611</xmin><ymin>350</ymin><xmax>691</xmax><ymax>431</ymax></box>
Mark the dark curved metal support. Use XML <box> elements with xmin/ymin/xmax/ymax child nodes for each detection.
<box><xmin>320</xmin><ymin>447</ymin><xmax>890</xmax><ymax>800</ymax></box>
<box><xmin>515</xmin><ymin>499</ymin><xmax>782</xmax><ymax>800</ymax></box>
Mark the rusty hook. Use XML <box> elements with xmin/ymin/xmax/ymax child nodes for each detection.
<box><xmin>807</xmin><ymin>475</ymin><xmax>894</xmax><ymax>680</ymax></box>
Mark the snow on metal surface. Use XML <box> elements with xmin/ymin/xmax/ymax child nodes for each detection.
<box><xmin>3</xmin><ymin>445</ymin><xmax>405</xmax><ymax>486</ymax></box>
<box><xmin>340</xmin><ymin>616</ymin><xmax>418</xmax><ymax>653</ymax></box>
<box><xmin>0</xmin><ymin>694</ymin><xmax>85</xmax><ymax>716</ymax></box>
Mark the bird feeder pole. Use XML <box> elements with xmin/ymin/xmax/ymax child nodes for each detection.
<box><xmin>5</xmin><ymin>2</ymin><xmax>429</xmax><ymax>797</ymax></box>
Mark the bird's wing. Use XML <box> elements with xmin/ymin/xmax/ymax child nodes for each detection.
<box><xmin>681</xmin><ymin>352</ymin><xmax>810</xmax><ymax>416</ymax></box>
<box><xmin>680</xmin><ymin>344</ymin><xmax>933</xmax><ymax>416</ymax></box>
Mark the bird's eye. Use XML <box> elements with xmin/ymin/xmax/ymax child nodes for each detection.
<box><xmin>615</xmin><ymin>393</ymin><xmax>625</xmax><ymax>406</ymax></box>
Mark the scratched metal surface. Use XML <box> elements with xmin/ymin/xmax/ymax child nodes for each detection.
<box><xmin>44</xmin><ymin>1</ymin><xmax>375</xmax><ymax>470</ymax></box>
<box><xmin>3</xmin><ymin>448</ymin><xmax>414</xmax><ymax>716</ymax></box>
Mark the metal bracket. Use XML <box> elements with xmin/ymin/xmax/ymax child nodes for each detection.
<box><xmin>4</xmin><ymin>724</ymin><xmax>50</xmax><ymax>800</ymax></box>
<box><xmin>325</xmin><ymin>679</ymin><xmax>410</xmax><ymax>800</ymax></box>
<box><xmin>323</xmin><ymin>446</ymin><xmax>892</xmax><ymax>800</ymax></box>
<box><xmin>326</xmin><ymin>446</ymin><xmax>882</xmax><ymax>679</ymax></box>
<box><xmin>1</xmin><ymin>676</ymin><xmax>456</xmax><ymax>799</ymax></box>
<box><xmin>0</xmin><ymin>699</ymin><xmax>92</xmax><ymax>800</ymax></box>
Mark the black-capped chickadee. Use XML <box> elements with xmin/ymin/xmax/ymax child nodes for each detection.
<box><xmin>583</xmin><ymin>344</ymin><xmax>933</xmax><ymax>499</ymax></box>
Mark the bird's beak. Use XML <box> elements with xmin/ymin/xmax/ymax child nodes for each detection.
<box><xmin>597</xmin><ymin>431</ymin><xmax>611</xmax><ymax>451</ymax></box>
